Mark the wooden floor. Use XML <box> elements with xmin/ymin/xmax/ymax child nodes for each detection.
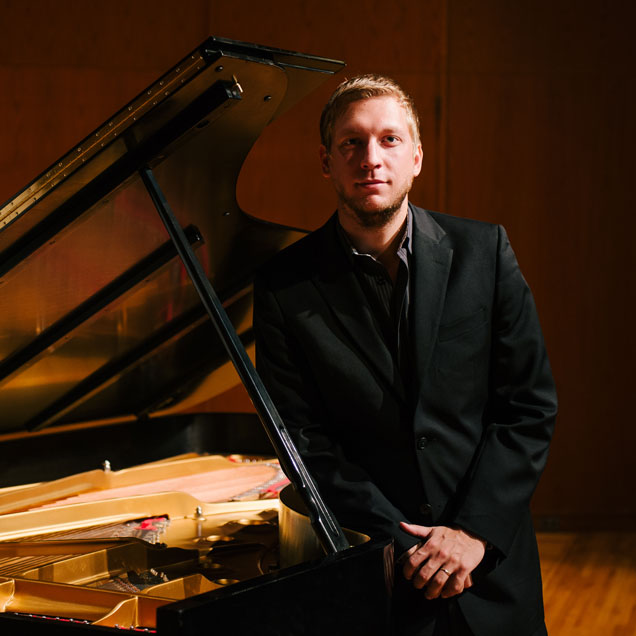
<box><xmin>538</xmin><ymin>532</ymin><xmax>636</xmax><ymax>636</ymax></box>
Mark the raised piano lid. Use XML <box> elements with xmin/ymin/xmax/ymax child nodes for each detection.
<box><xmin>0</xmin><ymin>36</ymin><xmax>342</xmax><ymax>434</ymax></box>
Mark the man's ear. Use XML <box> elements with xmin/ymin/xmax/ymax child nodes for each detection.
<box><xmin>319</xmin><ymin>145</ymin><xmax>331</xmax><ymax>178</ymax></box>
<box><xmin>413</xmin><ymin>143</ymin><xmax>423</xmax><ymax>178</ymax></box>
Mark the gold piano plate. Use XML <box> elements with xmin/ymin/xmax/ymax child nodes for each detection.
<box><xmin>0</xmin><ymin>457</ymin><xmax>284</xmax><ymax>630</ymax></box>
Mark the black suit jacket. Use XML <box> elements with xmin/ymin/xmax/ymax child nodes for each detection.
<box><xmin>254</xmin><ymin>205</ymin><xmax>557</xmax><ymax>636</ymax></box>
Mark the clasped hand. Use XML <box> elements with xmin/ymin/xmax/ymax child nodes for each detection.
<box><xmin>399</xmin><ymin>522</ymin><xmax>486</xmax><ymax>600</ymax></box>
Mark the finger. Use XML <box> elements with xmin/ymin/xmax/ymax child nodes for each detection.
<box><xmin>407</xmin><ymin>551</ymin><xmax>447</xmax><ymax>588</ymax></box>
<box><xmin>439</xmin><ymin>570</ymin><xmax>466</xmax><ymax>599</ymax></box>
<box><xmin>424</xmin><ymin>567</ymin><xmax>461</xmax><ymax>600</ymax></box>
<box><xmin>405</xmin><ymin>542</ymin><xmax>420</xmax><ymax>557</ymax></box>
<box><xmin>399</xmin><ymin>522</ymin><xmax>432</xmax><ymax>539</ymax></box>
<box><xmin>402</xmin><ymin>542</ymin><xmax>433</xmax><ymax>581</ymax></box>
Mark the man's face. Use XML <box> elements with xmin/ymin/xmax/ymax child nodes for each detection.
<box><xmin>320</xmin><ymin>96</ymin><xmax>423</xmax><ymax>228</ymax></box>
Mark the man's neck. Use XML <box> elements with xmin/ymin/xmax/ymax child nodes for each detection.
<box><xmin>337</xmin><ymin>202</ymin><xmax>408</xmax><ymax>256</ymax></box>
<box><xmin>337</xmin><ymin>201</ymin><xmax>409</xmax><ymax>280</ymax></box>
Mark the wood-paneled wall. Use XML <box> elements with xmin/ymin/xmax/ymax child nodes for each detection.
<box><xmin>1</xmin><ymin>1</ymin><xmax>633</xmax><ymax>528</ymax></box>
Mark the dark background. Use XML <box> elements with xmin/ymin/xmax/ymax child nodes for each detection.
<box><xmin>1</xmin><ymin>0</ymin><xmax>634</xmax><ymax>529</ymax></box>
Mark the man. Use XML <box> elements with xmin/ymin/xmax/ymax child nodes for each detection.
<box><xmin>254</xmin><ymin>75</ymin><xmax>556</xmax><ymax>635</ymax></box>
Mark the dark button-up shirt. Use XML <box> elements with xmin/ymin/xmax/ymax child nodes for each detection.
<box><xmin>336</xmin><ymin>210</ymin><xmax>414</xmax><ymax>397</ymax></box>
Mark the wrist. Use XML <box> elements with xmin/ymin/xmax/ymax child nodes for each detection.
<box><xmin>455</xmin><ymin>526</ymin><xmax>488</xmax><ymax>550</ymax></box>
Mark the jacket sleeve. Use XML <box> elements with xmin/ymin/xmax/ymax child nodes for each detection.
<box><xmin>253</xmin><ymin>270</ymin><xmax>421</xmax><ymax>556</ymax></box>
<box><xmin>451</xmin><ymin>225</ymin><xmax>557</xmax><ymax>558</ymax></box>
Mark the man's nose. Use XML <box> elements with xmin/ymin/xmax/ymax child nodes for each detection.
<box><xmin>360</xmin><ymin>141</ymin><xmax>381</xmax><ymax>169</ymax></box>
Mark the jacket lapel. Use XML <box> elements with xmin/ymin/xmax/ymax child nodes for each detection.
<box><xmin>410</xmin><ymin>207</ymin><xmax>453</xmax><ymax>384</ymax></box>
<box><xmin>311</xmin><ymin>216</ymin><xmax>404</xmax><ymax>401</ymax></box>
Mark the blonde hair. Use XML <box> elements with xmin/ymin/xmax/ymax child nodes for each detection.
<box><xmin>320</xmin><ymin>74</ymin><xmax>421</xmax><ymax>151</ymax></box>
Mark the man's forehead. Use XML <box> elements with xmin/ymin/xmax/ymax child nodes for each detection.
<box><xmin>333</xmin><ymin>96</ymin><xmax>410</xmax><ymax>133</ymax></box>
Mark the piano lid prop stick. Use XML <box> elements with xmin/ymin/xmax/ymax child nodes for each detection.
<box><xmin>139</xmin><ymin>165</ymin><xmax>350</xmax><ymax>555</ymax></box>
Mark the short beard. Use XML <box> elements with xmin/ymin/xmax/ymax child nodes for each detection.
<box><xmin>336</xmin><ymin>180</ymin><xmax>413</xmax><ymax>229</ymax></box>
<box><xmin>338</xmin><ymin>189</ymin><xmax>409</xmax><ymax>229</ymax></box>
<box><xmin>350</xmin><ymin>197</ymin><xmax>404</xmax><ymax>228</ymax></box>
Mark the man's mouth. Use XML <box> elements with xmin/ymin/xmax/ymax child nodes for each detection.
<box><xmin>357</xmin><ymin>180</ymin><xmax>386</xmax><ymax>188</ymax></box>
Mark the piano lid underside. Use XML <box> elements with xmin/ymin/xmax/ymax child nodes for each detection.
<box><xmin>0</xmin><ymin>44</ymin><xmax>320</xmax><ymax>434</ymax></box>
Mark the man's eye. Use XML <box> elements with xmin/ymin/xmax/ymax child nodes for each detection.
<box><xmin>384</xmin><ymin>135</ymin><xmax>399</xmax><ymax>144</ymax></box>
<box><xmin>343</xmin><ymin>138</ymin><xmax>358</xmax><ymax>147</ymax></box>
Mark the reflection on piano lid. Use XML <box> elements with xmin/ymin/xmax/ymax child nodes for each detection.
<box><xmin>0</xmin><ymin>37</ymin><xmax>393</xmax><ymax>634</ymax></box>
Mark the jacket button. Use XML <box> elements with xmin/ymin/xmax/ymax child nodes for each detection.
<box><xmin>419</xmin><ymin>503</ymin><xmax>433</xmax><ymax>518</ymax></box>
<box><xmin>416</xmin><ymin>436</ymin><xmax>429</xmax><ymax>450</ymax></box>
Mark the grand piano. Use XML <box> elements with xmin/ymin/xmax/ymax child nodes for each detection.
<box><xmin>0</xmin><ymin>38</ymin><xmax>392</xmax><ymax>634</ymax></box>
